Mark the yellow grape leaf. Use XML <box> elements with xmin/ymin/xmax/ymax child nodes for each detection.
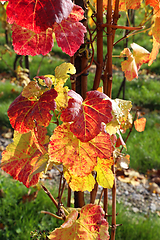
<box><xmin>55</xmin><ymin>62</ymin><xmax>76</xmax><ymax>83</ymax></box>
<box><xmin>121</xmin><ymin>44</ymin><xmax>150</xmax><ymax>81</ymax></box>
<box><xmin>48</xmin><ymin>123</ymin><xmax>112</xmax><ymax>177</ymax></box>
<box><xmin>64</xmin><ymin>170</ymin><xmax>95</xmax><ymax>192</ymax></box>
<box><xmin>54</xmin><ymin>79</ymin><xmax>69</xmax><ymax>111</ymax></box>
<box><xmin>134</xmin><ymin>117</ymin><xmax>146</xmax><ymax>132</ymax></box>
<box><xmin>120</xmin><ymin>48</ymin><xmax>138</xmax><ymax>81</ymax></box>
<box><xmin>22</xmin><ymin>81</ymin><xmax>42</xmax><ymax>99</ymax></box>
<box><xmin>149</xmin><ymin>36</ymin><xmax>160</xmax><ymax>66</ymax></box>
<box><xmin>49</xmin><ymin>204</ymin><xmax>110</xmax><ymax>240</ymax></box>
<box><xmin>131</xmin><ymin>43</ymin><xmax>150</xmax><ymax>71</ymax></box>
<box><xmin>106</xmin><ymin>119</ymin><xmax>120</xmax><ymax>135</ymax></box>
<box><xmin>94</xmin><ymin>157</ymin><xmax>114</xmax><ymax>189</ymax></box>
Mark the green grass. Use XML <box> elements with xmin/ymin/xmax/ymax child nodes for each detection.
<box><xmin>108</xmin><ymin>203</ymin><xmax>160</xmax><ymax>240</ymax></box>
<box><xmin>0</xmin><ymin>80</ymin><xmax>22</xmax><ymax>127</ymax></box>
<box><xmin>0</xmin><ymin>172</ymin><xmax>63</xmax><ymax>240</ymax></box>
<box><xmin>0</xmin><ymin>172</ymin><xmax>160</xmax><ymax>240</ymax></box>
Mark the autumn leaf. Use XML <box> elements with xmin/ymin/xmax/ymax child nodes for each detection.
<box><xmin>7</xmin><ymin>0</ymin><xmax>73</xmax><ymax>34</ymax></box>
<box><xmin>49</xmin><ymin>204</ymin><xmax>110</xmax><ymax>240</ymax></box>
<box><xmin>146</xmin><ymin>0</ymin><xmax>160</xmax><ymax>17</ymax></box>
<box><xmin>55</xmin><ymin>62</ymin><xmax>76</xmax><ymax>83</ymax></box>
<box><xmin>149</xmin><ymin>36</ymin><xmax>160</xmax><ymax>66</ymax></box>
<box><xmin>134</xmin><ymin>117</ymin><xmax>146</xmax><ymax>132</ymax></box>
<box><xmin>11</xmin><ymin>23</ymin><xmax>54</xmax><ymax>56</ymax></box>
<box><xmin>1</xmin><ymin>126</ymin><xmax>49</xmax><ymax>188</ymax></box>
<box><xmin>103</xmin><ymin>0</ymin><xmax>142</xmax><ymax>11</ymax></box>
<box><xmin>106</xmin><ymin>98</ymin><xmax>132</xmax><ymax>134</ymax></box>
<box><xmin>120</xmin><ymin>43</ymin><xmax>150</xmax><ymax>81</ymax></box>
<box><xmin>8</xmin><ymin>88</ymin><xmax>57</xmax><ymax>133</ymax></box>
<box><xmin>94</xmin><ymin>157</ymin><xmax>114</xmax><ymax>189</ymax></box>
<box><xmin>54</xmin><ymin>17</ymin><xmax>86</xmax><ymax>56</ymax></box>
<box><xmin>121</xmin><ymin>48</ymin><xmax>138</xmax><ymax>81</ymax></box>
<box><xmin>64</xmin><ymin>170</ymin><xmax>95</xmax><ymax>192</ymax></box>
<box><xmin>61</xmin><ymin>90</ymin><xmax>113</xmax><ymax>142</ymax></box>
<box><xmin>48</xmin><ymin>123</ymin><xmax>112</xmax><ymax>177</ymax></box>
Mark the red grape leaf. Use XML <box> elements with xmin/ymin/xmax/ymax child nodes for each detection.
<box><xmin>48</xmin><ymin>123</ymin><xmax>112</xmax><ymax>177</ymax></box>
<box><xmin>7</xmin><ymin>0</ymin><xmax>73</xmax><ymax>33</ymax></box>
<box><xmin>49</xmin><ymin>204</ymin><xmax>110</xmax><ymax>240</ymax></box>
<box><xmin>94</xmin><ymin>157</ymin><xmax>114</xmax><ymax>189</ymax></box>
<box><xmin>8</xmin><ymin>88</ymin><xmax>57</xmax><ymax>133</ymax></box>
<box><xmin>61</xmin><ymin>90</ymin><xmax>113</xmax><ymax>142</ymax></box>
<box><xmin>1</xmin><ymin>126</ymin><xmax>49</xmax><ymax>188</ymax></box>
<box><xmin>54</xmin><ymin>17</ymin><xmax>86</xmax><ymax>56</ymax></box>
<box><xmin>12</xmin><ymin>23</ymin><xmax>54</xmax><ymax>56</ymax></box>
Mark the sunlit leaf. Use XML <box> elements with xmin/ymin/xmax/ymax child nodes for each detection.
<box><xmin>49</xmin><ymin>204</ymin><xmax>110</xmax><ymax>240</ymax></box>
<box><xmin>64</xmin><ymin>170</ymin><xmax>95</xmax><ymax>192</ymax></box>
<box><xmin>48</xmin><ymin>123</ymin><xmax>112</xmax><ymax>177</ymax></box>
<box><xmin>55</xmin><ymin>62</ymin><xmax>76</xmax><ymax>83</ymax></box>
<box><xmin>61</xmin><ymin>90</ymin><xmax>113</xmax><ymax>142</ymax></box>
<box><xmin>131</xmin><ymin>43</ymin><xmax>150</xmax><ymax>71</ymax></box>
<box><xmin>7</xmin><ymin>0</ymin><xmax>73</xmax><ymax>33</ymax></box>
<box><xmin>146</xmin><ymin>0</ymin><xmax>160</xmax><ymax>17</ymax></box>
<box><xmin>1</xmin><ymin>126</ymin><xmax>49</xmax><ymax>188</ymax></box>
<box><xmin>149</xmin><ymin>36</ymin><xmax>160</xmax><ymax>66</ymax></box>
<box><xmin>120</xmin><ymin>44</ymin><xmax>150</xmax><ymax>81</ymax></box>
<box><xmin>120</xmin><ymin>48</ymin><xmax>138</xmax><ymax>81</ymax></box>
<box><xmin>8</xmin><ymin>88</ymin><xmax>57</xmax><ymax>133</ymax></box>
<box><xmin>134</xmin><ymin>117</ymin><xmax>146</xmax><ymax>132</ymax></box>
<box><xmin>22</xmin><ymin>81</ymin><xmax>42</xmax><ymax>99</ymax></box>
<box><xmin>94</xmin><ymin>157</ymin><xmax>114</xmax><ymax>189</ymax></box>
<box><xmin>54</xmin><ymin>17</ymin><xmax>86</xmax><ymax>56</ymax></box>
<box><xmin>12</xmin><ymin>23</ymin><xmax>54</xmax><ymax>56</ymax></box>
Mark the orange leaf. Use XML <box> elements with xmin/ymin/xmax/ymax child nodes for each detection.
<box><xmin>48</xmin><ymin>123</ymin><xmax>112</xmax><ymax>177</ymax></box>
<box><xmin>149</xmin><ymin>36</ymin><xmax>160</xmax><ymax>66</ymax></box>
<box><xmin>146</xmin><ymin>0</ymin><xmax>160</xmax><ymax>17</ymax></box>
<box><xmin>121</xmin><ymin>44</ymin><xmax>150</xmax><ymax>81</ymax></box>
<box><xmin>134</xmin><ymin>117</ymin><xmax>146</xmax><ymax>132</ymax></box>
<box><xmin>49</xmin><ymin>204</ymin><xmax>110</xmax><ymax>240</ymax></box>
<box><xmin>1</xmin><ymin>126</ymin><xmax>49</xmax><ymax>188</ymax></box>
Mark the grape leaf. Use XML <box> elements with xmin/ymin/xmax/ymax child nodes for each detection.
<box><xmin>120</xmin><ymin>48</ymin><xmax>138</xmax><ymax>81</ymax></box>
<box><xmin>54</xmin><ymin>17</ymin><xmax>86</xmax><ymax>56</ymax></box>
<box><xmin>49</xmin><ymin>204</ymin><xmax>110</xmax><ymax>240</ymax></box>
<box><xmin>48</xmin><ymin>123</ymin><xmax>112</xmax><ymax>177</ymax></box>
<box><xmin>146</xmin><ymin>0</ymin><xmax>160</xmax><ymax>17</ymax></box>
<box><xmin>104</xmin><ymin>0</ymin><xmax>142</xmax><ymax>11</ymax></box>
<box><xmin>55</xmin><ymin>62</ymin><xmax>76</xmax><ymax>83</ymax></box>
<box><xmin>134</xmin><ymin>117</ymin><xmax>146</xmax><ymax>132</ymax></box>
<box><xmin>64</xmin><ymin>170</ymin><xmax>95</xmax><ymax>192</ymax></box>
<box><xmin>7</xmin><ymin>0</ymin><xmax>73</xmax><ymax>33</ymax></box>
<box><xmin>22</xmin><ymin>81</ymin><xmax>42</xmax><ymax>99</ymax></box>
<box><xmin>1</xmin><ymin>126</ymin><xmax>49</xmax><ymax>188</ymax></box>
<box><xmin>120</xmin><ymin>44</ymin><xmax>150</xmax><ymax>81</ymax></box>
<box><xmin>94</xmin><ymin>157</ymin><xmax>114</xmax><ymax>189</ymax></box>
<box><xmin>61</xmin><ymin>90</ymin><xmax>113</xmax><ymax>142</ymax></box>
<box><xmin>131</xmin><ymin>43</ymin><xmax>150</xmax><ymax>70</ymax></box>
<box><xmin>12</xmin><ymin>23</ymin><xmax>54</xmax><ymax>56</ymax></box>
<box><xmin>152</xmin><ymin>17</ymin><xmax>160</xmax><ymax>44</ymax></box>
<box><xmin>149</xmin><ymin>36</ymin><xmax>160</xmax><ymax>66</ymax></box>
<box><xmin>8</xmin><ymin>88</ymin><xmax>57</xmax><ymax>133</ymax></box>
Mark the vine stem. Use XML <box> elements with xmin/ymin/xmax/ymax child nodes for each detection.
<box><xmin>41</xmin><ymin>184</ymin><xmax>66</xmax><ymax>221</ymax></box>
<box><xmin>93</xmin><ymin>0</ymin><xmax>104</xmax><ymax>90</ymax></box>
